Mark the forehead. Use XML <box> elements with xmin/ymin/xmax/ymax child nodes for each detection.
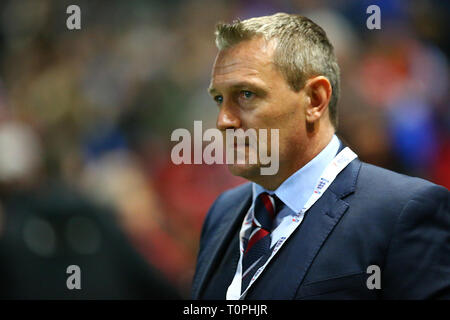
<box><xmin>209</xmin><ymin>38</ymin><xmax>278</xmax><ymax>92</ymax></box>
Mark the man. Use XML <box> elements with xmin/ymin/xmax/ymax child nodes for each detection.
<box><xmin>191</xmin><ymin>13</ymin><xmax>449</xmax><ymax>300</ymax></box>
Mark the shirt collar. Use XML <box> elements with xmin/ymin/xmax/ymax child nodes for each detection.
<box><xmin>252</xmin><ymin>134</ymin><xmax>341</xmax><ymax>214</ymax></box>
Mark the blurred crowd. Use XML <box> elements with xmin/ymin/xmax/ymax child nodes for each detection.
<box><xmin>0</xmin><ymin>0</ymin><xmax>448</xmax><ymax>298</ymax></box>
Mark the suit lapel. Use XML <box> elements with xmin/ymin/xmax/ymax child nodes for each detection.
<box><xmin>193</xmin><ymin>186</ymin><xmax>252</xmax><ymax>299</ymax></box>
<box><xmin>283</xmin><ymin>187</ymin><xmax>353</xmax><ymax>299</ymax></box>
<box><xmin>248</xmin><ymin>157</ymin><xmax>362</xmax><ymax>299</ymax></box>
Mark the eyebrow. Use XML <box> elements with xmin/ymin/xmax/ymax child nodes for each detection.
<box><xmin>207</xmin><ymin>81</ymin><xmax>263</xmax><ymax>96</ymax></box>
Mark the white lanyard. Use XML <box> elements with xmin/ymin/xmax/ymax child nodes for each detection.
<box><xmin>226</xmin><ymin>147</ymin><xmax>357</xmax><ymax>300</ymax></box>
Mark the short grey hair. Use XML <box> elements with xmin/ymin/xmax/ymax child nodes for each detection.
<box><xmin>215</xmin><ymin>13</ymin><xmax>340</xmax><ymax>128</ymax></box>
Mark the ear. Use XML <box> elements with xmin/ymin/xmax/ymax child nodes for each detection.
<box><xmin>303</xmin><ymin>76</ymin><xmax>332</xmax><ymax>124</ymax></box>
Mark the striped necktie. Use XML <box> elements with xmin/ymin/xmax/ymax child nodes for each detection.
<box><xmin>241</xmin><ymin>192</ymin><xmax>283</xmax><ymax>293</ymax></box>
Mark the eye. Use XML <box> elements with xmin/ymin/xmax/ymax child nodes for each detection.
<box><xmin>241</xmin><ymin>90</ymin><xmax>254</xmax><ymax>99</ymax></box>
<box><xmin>214</xmin><ymin>95</ymin><xmax>223</xmax><ymax>105</ymax></box>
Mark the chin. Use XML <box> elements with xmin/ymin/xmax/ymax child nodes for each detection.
<box><xmin>227</xmin><ymin>163</ymin><xmax>261</xmax><ymax>181</ymax></box>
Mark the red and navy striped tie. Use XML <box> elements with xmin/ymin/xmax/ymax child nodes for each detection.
<box><xmin>241</xmin><ymin>192</ymin><xmax>282</xmax><ymax>293</ymax></box>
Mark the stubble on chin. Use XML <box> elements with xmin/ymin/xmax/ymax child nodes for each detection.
<box><xmin>227</xmin><ymin>162</ymin><xmax>261</xmax><ymax>181</ymax></box>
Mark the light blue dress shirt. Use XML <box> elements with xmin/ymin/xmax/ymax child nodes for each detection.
<box><xmin>251</xmin><ymin>134</ymin><xmax>340</xmax><ymax>246</ymax></box>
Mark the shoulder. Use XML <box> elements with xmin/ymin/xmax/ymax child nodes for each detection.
<box><xmin>358</xmin><ymin>164</ymin><xmax>450</xmax><ymax>298</ymax></box>
<box><xmin>357</xmin><ymin>162</ymin><xmax>448</xmax><ymax>197</ymax></box>
<box><xmin>352</xmin><ymin>161</ymin><xmax>448</xmax><ymax>218</ymax></box>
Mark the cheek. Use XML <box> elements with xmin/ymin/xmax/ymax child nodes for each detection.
<box><xmin>241</xmin><ymin>91</ymin><xmax>305</xmax><ymax>135</ymax></box>
<box><xmin>273</xmin><ymin>108</ymin><xmax>304</xmax><ymax>143</ymax></box>
<box><xmin>269</xmin><ymin>92</ymin><xmax>304</xmax><ymax>125</ymax></box>
<box><xmin>278</xmin><ymin>114</ymin><xmax>305</xmax><ymax>156</ymax></box>
<box><xmin>247</xmin><ymin>105</ymin><xmax>295</xmax><ymax>131</ymax></box>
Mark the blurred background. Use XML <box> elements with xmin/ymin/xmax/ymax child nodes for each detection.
<box><xmin>0</xmin><ymin>0</ymin><xmax>448</xmax><ymax>299</ymax></box>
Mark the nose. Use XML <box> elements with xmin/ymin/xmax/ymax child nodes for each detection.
<box><xmin>216</xmin><ymin>102</ymin><xmax>240</xmax><ymax>131</ymax></box>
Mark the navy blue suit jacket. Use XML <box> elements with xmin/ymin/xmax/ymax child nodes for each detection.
<box><xmin>191</xmin><ymin>157</ymin><xmax>450</xmax><ymax>299</ymax></box>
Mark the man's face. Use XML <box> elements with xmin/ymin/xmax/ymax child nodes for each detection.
<box><xmin>208</xmin><ymin>37</ymin><xmax>308</xmax><ymax>185</ymax></box>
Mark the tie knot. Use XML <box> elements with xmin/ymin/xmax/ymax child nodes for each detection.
<box><xmin>253</xmin><ymin>192</ymin><xmax>280</xmax><ymax>231</ymax></box>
